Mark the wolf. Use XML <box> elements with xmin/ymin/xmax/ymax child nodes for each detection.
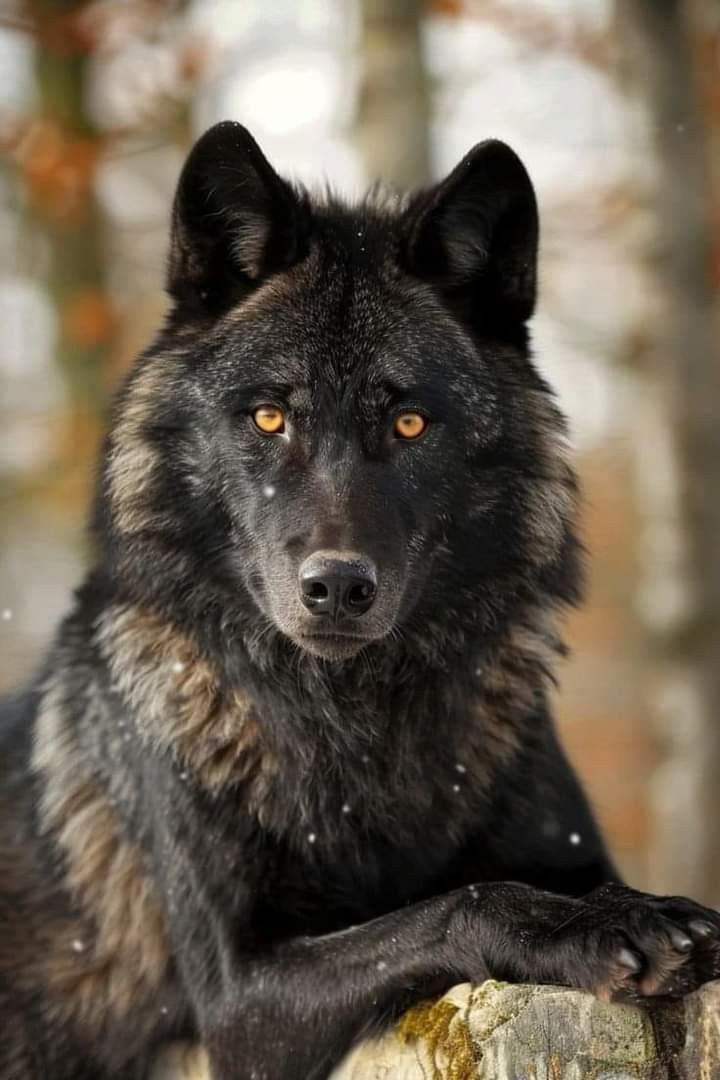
<box><xmin>1</xmin><ymin>121</ymin><xmax>718</xmax><ymax>1080</ymax></box>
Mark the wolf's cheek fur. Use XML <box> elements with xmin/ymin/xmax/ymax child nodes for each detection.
<box><xmin>106</xmin><ymin>362</ymin><xmax>170</xmax><ymax>537</ymax></box>
<box><xmin>103</xmin><ymin>350</ymin><xmax>579</xmax><ymax>657</ymax></box>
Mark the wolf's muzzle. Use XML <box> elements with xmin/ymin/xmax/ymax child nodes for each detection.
<box><xmin>298</xmin><ymin>552</ymin><xmax>377</xmax><ymax>621</ymax></box>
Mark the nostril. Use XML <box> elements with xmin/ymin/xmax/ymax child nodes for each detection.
<box><xmin>299</xmin><ymin>568</ymin><xmax>333</xmax><ymax>614</ymax></box>
<box><xmin>347</xmin><ymin>582</ymin><xmax>375</xmax><ymax>609</ymax></box>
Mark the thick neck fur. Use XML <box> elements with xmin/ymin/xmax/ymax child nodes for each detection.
<box><xmin>76</xmin><ymin>572</ymin><xmax>563</xmax><ymax>850</ymax></box>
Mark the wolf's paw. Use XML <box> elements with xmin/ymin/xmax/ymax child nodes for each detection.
<box><xmin>555</xmin><ymin>883</ymin><xmax>720</xmax><ymax>1001</ymax></box>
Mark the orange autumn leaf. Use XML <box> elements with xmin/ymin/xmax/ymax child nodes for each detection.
<box><xmin>428</xmin><ymin>0</ymin><xmax>465</xmax><ymax>14</ymax></box>
<box><xmin>63</xmin><ymin>289</ymin><xmax>116</xmax><ymax>347</ymax></box>
<box><xmin>178</xmin><ymin>40</ymin><xmax>212</xmax><ymax>83</ymax></box>
<box><xmin>18</xmin><ymin>120</ymin><xmax>100</xmax><ymax>223</ymax></box>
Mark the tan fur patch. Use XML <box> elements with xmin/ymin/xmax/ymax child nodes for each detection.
<box><xmin>459</xmin><ymin>698</ymin><xmax>523</xmax><ymax>797</ymax></box>
<box><xmin>97</xmin><ymin>604</ymin><xmax>276</xmax><ymax>795</ymax></box>
<box><xmin>30</xmin><ymin>678</ymin><xmax>171</xmax><ymax>1027</ymax></box>
<box><xmin>106</xmin><ymin>361</ymin><xmax>173</xmax><ymax>534</ymax></box>
<box><xmin>522</xmin><ymin>390</ymin><xmax>580</xmax><ymax>567</ymax></box>
<box><xmin>523</xmin><ymin>478</ymin><xmax>576</xmax><ymax>564</ymax></box>
<box><xmin>467</xmin><ymin>605</ymin><xmax>565</xmax><ymax>786</ymax></box>
<box><xmin>487</xmin><ymin>609</ymin><xmax>561</xmax><ymax>699</ymax></box>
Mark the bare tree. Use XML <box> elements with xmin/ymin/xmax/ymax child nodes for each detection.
<box><xmin>615</xmin><ymin>0</ymin><xmax>720</xmax><ymax>903</ymax></box>
<box><xmin>355</xmin><ymin>0</ymin><xmax>431</xmax><ymax>188</ymax></box>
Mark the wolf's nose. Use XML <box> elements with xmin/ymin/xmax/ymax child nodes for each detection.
<box><xmin>299</xmin><ymin>553</ymin><xmax>377</xmax><ymax>619</ymax></box>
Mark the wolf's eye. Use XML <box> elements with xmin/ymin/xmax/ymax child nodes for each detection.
<box><xmin>394</xmin><ymin>412</ymin><xmax>427</xmax><ymax>440</ymax></box>
<box><xmin>252</xmin><ymin>406</ymin><xmax>285</xmax><ymax>435</ymax></box>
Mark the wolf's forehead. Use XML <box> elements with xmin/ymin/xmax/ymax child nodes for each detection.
<box><xmin>216</xmin><ymin>242</ymin><xmax>482</xmax><ymax>395</ymax></box>
<box><xmin>219</xmin><ymin>315</ymin><xmax>484</xmax><ymax>413</ymax></box>
<box><xmin>229</xmin><ymin>296</ymin><xmax>440</xmax><ymax>382</ymax></box>
<box><xmin>262</xmin><ymin>337</ymin><xmax>444</xmax><ymax>392</ymax></box>
<box><xmin>230</xmin><ymin>349</ymin><xmax>428</xmax><ymax>396</ymax></box>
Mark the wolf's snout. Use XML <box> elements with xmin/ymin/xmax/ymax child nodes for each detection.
<box><xmin>298</xmin><ymin>553</ymin><xmax>377</xmax><ymax>619</ymax></box>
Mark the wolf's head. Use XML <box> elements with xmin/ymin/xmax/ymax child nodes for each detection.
<box><xmin>99</xmin><ymin>123</ymin><xmax>580</xmax><ymax>665</ymax></box>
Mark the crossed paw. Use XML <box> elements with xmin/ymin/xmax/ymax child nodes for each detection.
<box><xmin>549</xmin><ymin>883</ymin><xmax>720</xmax><ymax>1001</ymax></box>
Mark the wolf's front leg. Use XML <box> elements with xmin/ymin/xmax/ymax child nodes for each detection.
<box><xmin>181</xmin><ymin>883</ymin><xmax>720</xmax><ymax>1080</ymax></box>
<box><xmin>192</xmin><ymin>893</ymin><xmax>461</xmax><ymax>1080</ymax></box>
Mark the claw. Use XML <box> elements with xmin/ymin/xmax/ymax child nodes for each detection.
<box><xmin>688</xmin><ymin>919</ymin><xmax>716</xmax><ymax>939</ymax></box>
<box><xmin>669</xmin><ymin>928</ymin><xmax>693</xmax><ymax>952</ymax></box>
<box><xmin>616</xmin><ymin>947</ymin><xmax>642</xmax><ymax>973</ymax></box>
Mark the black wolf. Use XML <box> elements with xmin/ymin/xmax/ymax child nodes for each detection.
<box><xmin>1</xmin><ymin>122</ymin><xmax>718</xmax><ymax>1080</ymax></box>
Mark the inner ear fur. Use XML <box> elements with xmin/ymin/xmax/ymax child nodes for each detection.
<box><xmin>167</xmin><ymin>121</ymin><xmax>311</xmax><ymax>312</ymax></box>
<box><xmin>404</xmin><ymin>140</ymin><xmax>539</xmax><ymax>325</ymax></box>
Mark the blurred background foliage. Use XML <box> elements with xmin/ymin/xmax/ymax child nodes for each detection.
<box><xmin>1</xmin><ymin>0</ymin><xmax>719</xmax><ymax>903</ymax></box>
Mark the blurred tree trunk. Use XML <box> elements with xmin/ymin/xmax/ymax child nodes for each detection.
<box><xmin>356</xmin><ymin>0</ymin><xmax>431</xmax><ymax>188</ymax></box>
<box><xmin>28</xmin><ymin>0</ymin><xmax>110</xmax><ymax>409</ymax></box>
<box><xmin>615</xmin><ymin>0</ymin><xmax>720</xmax><ymax>903</ymax></box>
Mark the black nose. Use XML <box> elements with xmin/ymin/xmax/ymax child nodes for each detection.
<box><xmin>299</xmin><ymin>553</ymin><xmax>377</xmax><ymax>619</ymax></box>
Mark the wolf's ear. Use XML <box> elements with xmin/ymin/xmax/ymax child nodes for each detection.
<box><xmin>167</xmin><ymin>121</ymin><xmax>310</xmax><ymax>310</ymax></box>
<box><xmin>404</xmin><ymin>140</ymin><xmax>538</xmax><ymax>324</ymax></box>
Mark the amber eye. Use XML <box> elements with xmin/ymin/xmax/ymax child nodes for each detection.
<box><xmin>393</xmin><ymin>412</ymin><xmax>427</xmax><ymax>440</ymax></box>
<box><xmin>252</xmin><ymin>406</ymin><xmax>285</xmax><ymax>435</ymax></box>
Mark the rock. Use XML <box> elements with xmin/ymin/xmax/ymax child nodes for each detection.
<box><xmin>331</xmin><ymin>980</ymin><xmax>720</xmax><ymax>1079</ymax></box>
<box><xmin>150</xmin><ymin>979</ymin><xmax>720</xmax><ymax>1079</ymax></box>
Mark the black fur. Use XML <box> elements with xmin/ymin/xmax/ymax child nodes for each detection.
<box><xmin>1</xmin><ymin>122</ymin><xmax>719</xmax><ymax>1080</ymax></box>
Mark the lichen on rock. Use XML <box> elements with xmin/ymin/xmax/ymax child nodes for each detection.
<box><xmin>331</xmin><ymin>979</ymin><xmax>720</xmax><ymax>1079</ymax></box>
<box><xmin>396</xmin><ymin>987</ymin><xmax>478</xmax><ymax>1079</ymax></box>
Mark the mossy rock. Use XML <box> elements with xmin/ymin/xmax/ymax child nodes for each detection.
<box><xmin>331</xmin><ymin>979</ymin><xmax>720</xmax><ymax>1079</ymax></box>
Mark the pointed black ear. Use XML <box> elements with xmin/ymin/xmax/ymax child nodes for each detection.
<box><xmin>404</xmin><ymin>140</ymin><xmax>538</xmax><ymax>324</ymax></box>
<box><xmin>167</xmin><ymin>121</ymin><xmax>310</xmax><ymax>311</ymax></box>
